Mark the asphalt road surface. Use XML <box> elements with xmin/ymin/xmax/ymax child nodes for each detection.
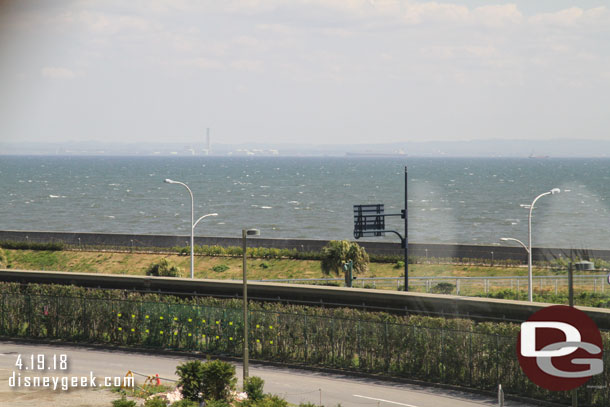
<box><xmin>0</xmin><ymin>341</ymin><xmax>533</xmax><ymax>407</ymax></box>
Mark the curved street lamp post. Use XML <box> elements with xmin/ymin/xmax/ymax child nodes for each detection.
<box><xmin>164</xmin><ymin>179</ymin><xmax>217</xmax><ymax>279</ymax></box>
<box><xmin>501</xmin><ymin>188</ymin><xmax>560</xmax><ymax>302</ymax></box>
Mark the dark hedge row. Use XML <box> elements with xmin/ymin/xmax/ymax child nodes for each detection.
<box><xmin>0</xmin><ymin>241</ymin><xmax>65</xmax><ymax>251</ymax></box>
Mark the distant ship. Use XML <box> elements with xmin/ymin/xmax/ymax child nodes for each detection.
<box><xmin>528</xmin><ymin>153</ymin><xmax>550</xmax><ymax>159</ymax></box>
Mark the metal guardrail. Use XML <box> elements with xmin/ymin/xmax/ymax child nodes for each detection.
<box><xmin>256</xmin><ymin>274</ymin><xmax>610</xmax><ymax>295</ymax></box>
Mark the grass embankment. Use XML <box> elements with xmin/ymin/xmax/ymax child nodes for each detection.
<box><xmin>0</xmin><ymin>247</ymin><xmax>551</xmax><ymax>280</ymax></box>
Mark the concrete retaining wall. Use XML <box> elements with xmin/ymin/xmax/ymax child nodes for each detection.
<box><xmin>0</xmin><ymin>230</ymin><xmax>609</xmax><ymax>262</ymax></box>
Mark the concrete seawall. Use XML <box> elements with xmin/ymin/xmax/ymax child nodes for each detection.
<box><xmin>0</xmin><ymin>229</ymin><xmax>609</xmax><ymax>262</ymax></box>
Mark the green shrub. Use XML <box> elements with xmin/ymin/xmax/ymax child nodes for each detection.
<box><xmin>244</xmin><ymin>376</ymin><xmax>265</xmax><ymax>401</ymax></box>
<box><xmin>176</xmin><ymin>360</ymin><xmax>236</xmax><ymax>402</ymax></box>
<box><xmin>259</xmin><ymin>262</ymin><xmax>270</xmax><ymax>269</ymax></box>
<box><xmin>205</xmin><ymin>400</ymin><xmax>231</xmax><ymax>407</ymax></box>
<box><xmin>146</xmin><ymin>258</ymin><xmax>182</xmax><ymax>277</ymax></box>
<box><xmin>170</xmin><ymin>400</ymin><xmax>199</xmax><ymax>407</ymax></box>
<box><xmin>176</xmin><ymin>360</ymin><xmax>205</xmax><ymax>401</ymax></box>
<box><xmin>112</xmin><ymin>395</ymin><xmax>137</xmax><ymax>407</ymax></box>
<box><xmin>430</xmin><ymin>282</ymin><xmax>455</xmax><ymax>294</ymax></box>
<box><xmin>239</xmin><ymin>395</ymin><xmax>289</xmax><ymax>407</ymax></box>
<box><xmin>143</xmin><ymin>396</ymin><xmax>169</xmax><ymax>407</ymax></box>
<box><xmin>202</xmin><ymin>245</ymin><xmax>226</xmax><ymax>256</ymax></box>
<box><xmin>225</xmin><ymin>246</ymin><xmax>243</xmax><ymax>256</ymax></box>
<box><xmin>393</xmin><ymin>260</ymin><xmax>405</xmax><ymax>269</ymax></box>
<box><xmin>256</xmin><ymin>395</ymin><xmax>288</xmax><ymax>407</ymax></box>
<box><xmin>201</xmin><ymin>360</ymin><xmax>237</xmax><ymax>401</ymax></box>
<box><xmin>212</xmin><ymin>264</ymin><xmax>230</xmax><ymax>273</ymax></box>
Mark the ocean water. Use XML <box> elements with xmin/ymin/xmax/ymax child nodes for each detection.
<box><xmin>0</xmin><ymin>156</ymin><xmax>609</xmax><ymax>249</ymax></box>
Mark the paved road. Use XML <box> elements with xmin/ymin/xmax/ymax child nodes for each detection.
<box><xmin>0</xmin><ymin>341</ymin><xmax>532</xmax><ymax>407</ymax></box>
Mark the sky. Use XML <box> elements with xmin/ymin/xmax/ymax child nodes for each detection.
<box><xmin>0</xmin><ymin>0</ymin><xmax>609</xmax><ymax>146</ymax></box>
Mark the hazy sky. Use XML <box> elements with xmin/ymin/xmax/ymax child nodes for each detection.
<box><xmin>1</xmin><ymin>0</ymin><xmax>609</xmax><ymax>146</ymax></box>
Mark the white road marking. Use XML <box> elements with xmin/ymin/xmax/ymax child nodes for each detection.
<box><xmin>353</xmin><ymin>394</ymin><xmax>419</xmax><ymax>407</ymax></box>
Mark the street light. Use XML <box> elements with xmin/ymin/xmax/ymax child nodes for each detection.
<box><xmin>242</xmin><ymin>228</ymin><xmax>260</xmax><ymax>383</ymax></box>
<box><xmin>500</xmin><ymin>237</ymin><xmax>529</xmax><ymax>252</ymax></box>
<box><xmin>500</xmin><ymin>237</ymin><xmax>529</xmax><ymax>298</ymax></box>
<box><xmin>164</xmin><ymin>178</ymin><xmax>218</xmax><ymax>279</ymax></box>
<box><xmin>501</xmin><ymin>188</ymin><xmax>560</xmax><ymax>302</ymax></box>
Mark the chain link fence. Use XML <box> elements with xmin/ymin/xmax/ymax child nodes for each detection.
<box><xmin>256</xmin><ymin>275</ymin><xmax>610</xmax><ymax>296</ymax></box>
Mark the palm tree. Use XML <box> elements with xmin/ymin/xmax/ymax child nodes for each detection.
<box><xmin>320</xmin><ymin>240</ymin><xmax>369</xmax><ymax>276</ymax></box>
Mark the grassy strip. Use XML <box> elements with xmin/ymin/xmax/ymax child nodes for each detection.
<box><xmin>0</xmin><ymin>247</ymin><xmax>552</xmax><ymax>279</ymax></box>
<box><xmin>2</xmin><ymin>239</ymin><xmax>610</xmax><ymax>271</ymax></box>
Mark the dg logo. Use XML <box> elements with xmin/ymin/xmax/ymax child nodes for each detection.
<box><xmin>517</xmin><ymin>305</ymin><xmax>604</xmax><ymax>391</ymax></box>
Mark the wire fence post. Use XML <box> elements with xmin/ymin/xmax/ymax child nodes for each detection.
<box><xmin>572</xmin><ymin>388</ymin><xmax>578</xmax><ymax>407</ymax></box>
<box><xmin>357</xmin><ymin>320</ymin><xmax>361</xmax><ymax>368</ymax></box>
<box><xmin>27</xmin><ymin>293</ymin><xmax>31</xmax><ymax>337</ymax></box>
<box><xmin>440</xmin><ymin>326</ymin><xmax>445</xmax><ymax>383</ymax></box>
<box><xmin>495</xmin><ymin>335</ymin><xmax>500</xmax><ymax>385</ymax></box>
<box><xmin>304</xmin><ymin>314</ymin><xmax>308</xmax><ymax>362</ymax></box>
<box><xmin>498</xmin><ymin>384</ymin><xmax>504</xmax><ymax>406</ymax></box>
<box><xmin>82</xmin><ymin>296</ymin><xmax>87</xmax><ymax>340</ymax></box>
<box><xmin>469</xmin><ymin>330</ymin><xmax>473</xmax><ymax>387</ymax></box>
<box><xmin>330</xmin><ymin>317</ymin><xmax>335</xmax><ymax>366</ymax></box>
<box><xmin>555</xmin><ymin>279</ymin><xmax>558</xmax><ymax>296</ymax></box>
<box><xmin>384</xmin><ymin>321</ymin><xmax>389</xmax><ymax>372</ymax></box>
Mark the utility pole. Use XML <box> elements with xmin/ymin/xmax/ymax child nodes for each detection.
<box><xmin>404</xmin><ymin>166</ymin><xmax>408</xmax><ymax>291</ymax></box>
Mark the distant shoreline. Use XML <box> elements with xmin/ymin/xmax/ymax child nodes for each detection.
<box><xmin>1</xmin><ymin>153</ymin><xmax>610</xmax><ymax>158</ymax></box>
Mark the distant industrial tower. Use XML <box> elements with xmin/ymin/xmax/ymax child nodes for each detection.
<box><xmin>203</xmin><ymin>128</ymin><xmax>211</xmax><ymax>155</ymax></box>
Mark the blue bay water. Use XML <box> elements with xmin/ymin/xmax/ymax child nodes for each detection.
<box><xmin>0</xmin><ymin>156</ymin><xmax>609</xmax><ymax>249</ymax></box>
